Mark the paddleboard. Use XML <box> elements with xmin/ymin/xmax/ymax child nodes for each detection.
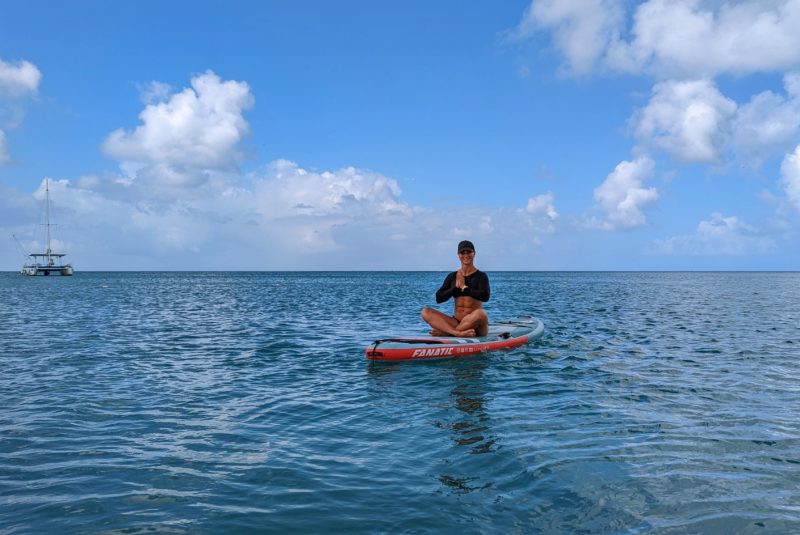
<box><xmin>365</xmin><ymin>315</ymin><xmax>544</xmax><ymax>362</ymax></box>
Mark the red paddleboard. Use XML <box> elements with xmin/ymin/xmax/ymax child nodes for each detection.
<box><xmin>365</xmin><ymin>316</ymin><xmax>544</xmax><ymax>362</ymax></box>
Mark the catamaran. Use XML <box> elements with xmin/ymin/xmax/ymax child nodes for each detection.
<box><xmin>20</xmin><ymin>178</ymin><xmax>73</xmax><ymax>276</ymax></box>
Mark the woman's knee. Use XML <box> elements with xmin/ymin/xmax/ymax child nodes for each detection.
<box><xmin>467</xmin><ymin>309</ymin><xmax>487</xmax><ymax>322</ymax></box>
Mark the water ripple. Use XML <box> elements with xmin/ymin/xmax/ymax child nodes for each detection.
<box><xmin>1</xmin><ymin>272</ymin><xmax>799</xmax><ymax>533</ymax></box>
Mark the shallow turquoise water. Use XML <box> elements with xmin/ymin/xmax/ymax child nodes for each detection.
<box><xmin>1</xmin><ymin>271</ymin><xmax>799</xmax><ymax>533</ymax></box>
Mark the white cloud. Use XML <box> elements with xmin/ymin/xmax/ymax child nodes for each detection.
<box><xmin>247</xmin><ymin>162</ymin><xmax>559</xmax><ymax>259</ymax></box>
<box><xmin>517</xmin><ymin>0</ymin><xmax>800</xmax><ymax>78</ymax></box>
<box><xmin>128</xmin><ymin>202</ymin><xmax>213</xmax><ymax>252</ymax></box>
<box><xmin>138</xmin><ymin>81</ymin><xmax>173</xmax><ymax>105</ymax></box>
<box><xmin>249</xmin><ymin>159</ymin><xmax>413</xmax><ymax>253</ymax></box>
<box><xmin>0</xmin><ymin>59</ymin><xmax>41</xmax><ymax>97</ymax></box>
<box><xmin>254</xmin><ymin>159</ymin><xmax>410</xmax><ymax>220</ymax></box>
<box><xmin>588</xmin><ymin>156</ymin><xmax>659</xmax><ymax>230</ymax></box>
<box><xmin>0</xmin><ymin>58</ymin><xmax>41</xmax><ymax>164</ymax></box>
<box><xmin>515</xmin><ymin>0</ymin><xmax>800</xmax><ymax>224</ymax></box>
<box><xmin>732</xmin><ymin>72</ymin><xmax>800</xmax><ymax>162</ymax></box>
<box><xmin>102</xmin><ymin>71</ymin><xmax>254</xmax><ymax>192</ymax></box>
<box><xmin>630</xmin><ymin>73</ymin><xmax>800</xmax><ymax>167</ymax></box>
<box><xmin>4</xmin><ymin>159</ymin><xmax>562</xmax><ymax>269</ymax></box>
<box><xmin>780</xmin><ymin>144</ymin><xmax>800</xmax><ymax>211</ymax></box>
<box><xmin>526</xmin><ymin>192</ymin><xmax>558</xmax><ymax>218</ymax></box>
<box><xmin>19</xmin><ymin>177</ymin><xmax>223</xmax><ymax>260</ymax></box>
<box><xmin>4</xmin><ymin>63</ymin><xmax>567</xmax><ymax>269</ymax></box>
<box><xmin>651</xmin><ymin>212</ymin><xmax>776</xmax><ymax>254</ymax></box>
<box><xmin>513</xmin><ymin>0</ymin><xmax>625</xmax><ymax>75</ymax></box>
<box><xmin>525</xmin><ymin>192</ymin><xmax>559</xmax><ymax>233</ymax></box>
<box><xmin>56</xmin><ymin>65</ymin><xmax>568</xmax><ymax>267</ymax></box>
<box><xmin>633</xmin><ymin>79</ymin><xmax>736</xmax><ymax>163</ymax></box>
<box><xmin>608</xmin><ymin>0</ymin><xmax>800</xmax><ymax>78</ymax></box>
<box><xmin>0</xmin><ymin>130</ymin><xmax>9</xmax><ymax>164</ymax></box>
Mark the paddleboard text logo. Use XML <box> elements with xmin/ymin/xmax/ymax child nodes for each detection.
<box><xmin>412</xmin><ymin>347</ymin><xmax>455</xmax><ymax>358</ymax></box>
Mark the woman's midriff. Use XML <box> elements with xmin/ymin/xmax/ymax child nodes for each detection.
<box><xmin>453</xmin><ymin>296</ymin><xmax>483</xmax><ymax>321</ymax></box>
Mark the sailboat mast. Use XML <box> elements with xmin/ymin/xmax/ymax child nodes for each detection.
<box><xmin>45</xmin><ymin>178</ymin><xmax>51</xmax><ymax>263</ymax></box>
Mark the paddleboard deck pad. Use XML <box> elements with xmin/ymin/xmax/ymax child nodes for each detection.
<box><xmin>366</xmin><ymin>315</ymin><xmax>544</xmax><ymax>362</ymax></box>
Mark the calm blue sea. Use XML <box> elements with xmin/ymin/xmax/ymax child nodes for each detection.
<box><xmin>1</xmin><ymin>271</ymin><xmax>799</xmax><ymax>534</ymax></box>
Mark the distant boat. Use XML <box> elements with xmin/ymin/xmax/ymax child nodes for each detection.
<box><xmin>21</xmin><ymin>178</ymin><xmax>73</xmax><ymax>276</ymax></box>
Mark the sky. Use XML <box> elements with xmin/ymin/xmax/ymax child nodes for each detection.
<box><xmin>1</xmin><ymin>0</ymin><xmax>799</xmax><ymax>271</ymax></box>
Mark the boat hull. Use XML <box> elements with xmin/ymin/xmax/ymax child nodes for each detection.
<box><xmin>21</xmin><ymin>265</ymin><xmax>74</xmax><ymax>276</ymax></box>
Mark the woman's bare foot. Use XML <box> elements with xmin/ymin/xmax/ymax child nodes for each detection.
<box><xmin>429</xmin><ymin>328</ymin><xmax>449</xmax><ymax>336</ymax></box>
<box><xmin>429</xmin><ymin>328</ymin><xmax>476</xmax><ymax>337</ymax></box>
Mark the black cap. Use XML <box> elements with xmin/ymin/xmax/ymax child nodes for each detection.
<box><xmin>458</xmin><ymin>240</ymin><xmax>475</xmax><ymax>253</ymax></box>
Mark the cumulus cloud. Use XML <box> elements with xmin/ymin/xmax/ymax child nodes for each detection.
<box><xmin>14</xmin><ymin>176</ymin><xmax>237</xmax><ymax>262</ymax></box>
<box><xmin>0</xmin><ymin>58</ymin><xmax>41</xmax><ymax>165</ymax></box>
<box><xmin>732</xmin><ymin>72</ymin><xmax>800</xmax><ymax>162</ymax></box>
<box><xmin>525</xmin><ymin>192</ymin><xmax>559</xmax><ymax>234</ymax></box>
<box><xmin>517</xmin><ymin>0</ymin><xmax>800</xmax><ymax>78</ymax></box>
<box><xmin>248</xmin><ymin>160</ymin><xmax>413</xmax><ymax>252</ymax></box>
<box><xmin>255</xmin><ymin>160</ymin><xmax>410</xmax><ymax>220</ymax></box>
<box><xmin>651</xmin><ymin>212</ymin><xmax>776</xmax><ymax>254</ymax></box>
<box><xmin>587</xmin><ymin>156</ymin><xmax>659</xmax><ymax>230</ymax></box>
<box><xmin>249</xmin><ymin>162</ymin><xmax>560</xmax><ymax>256</ymax></box>
<box><xmin>633</xmin><ymin>79</ymin><xmax>736</xmax><ymax>163</ymax></box>
<box><xmin>629</xmin><ymin>74</ymin><xmax>800</xmax><ymax>167</ymax></box>
<box><xmin>626</xmin><ymin>72</ymin><xmax>800</xmax><ymax>183</ymax></box>
<box><xmin>4</xmin><ymin>64</ymin><xmax>564</xmax><ymax>269</ymax></box>
<box><xmin>512</xmin><ymin>0</ymin><xmax>625</xmax><ymax>75</ymax></box>
<box><xmin>6</xmin><ymin>158</ymin><xmax>561</xmax><ymax>269</ymax></box>
<box><xmin>607</xmin><ymin>0</ymin><xmax>800</xmax><ymax>78</ymax></box>
<box><xmin>780</xmin><ymin>144</ymin><xmax>800</xmax><ymax>211</ymax></box>
<box><xmin>515</xmin><ymin>0</ymin><xmax>800</xmax><ymax>183</ymax></box>
<box><xmin>0</xmin><ymin>59</ymin><xmax>41</xmax><ymax>97</ymax></box>
<box><xmin>102</xmin><ymin>71</ymin><xmax>254</xmax><ymax>192</ymax></box>
<box><xmin>514</xmin><ymin>1</ymin><xmax>800</xmax><ymax>230</ymax></box>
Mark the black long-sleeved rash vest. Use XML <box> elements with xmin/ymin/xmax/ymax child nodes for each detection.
<box><xmin>435</xmin><ymin>270</ymin><xmax>490</xmax><ymax>304</ymax></box>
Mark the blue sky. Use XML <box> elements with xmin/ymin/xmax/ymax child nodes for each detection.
<box><xmin>1</xmin><ymin>0</ymin><xmax>798</xmax><ymax>270</ymax></box>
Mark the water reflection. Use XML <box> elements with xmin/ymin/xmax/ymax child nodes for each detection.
<box><xmin>435</xmin><ymin>359</ymin><xmax>497</xmax><ymax>494</ymax></box>
<box><xmin>366</xmin><ymin>356</ymin><xmax>500</xmax><ymax>495</ymax></box>
<box><xmin>439</xmin><ymin>362</ymin><xmax>495</xmax><ymax>453</ymax></box>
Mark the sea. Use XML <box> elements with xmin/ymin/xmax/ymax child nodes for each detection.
<box><xmin>1</xmin><ymin>271</ymin><xmax>799</xmax><ymax>534</ymax></box>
